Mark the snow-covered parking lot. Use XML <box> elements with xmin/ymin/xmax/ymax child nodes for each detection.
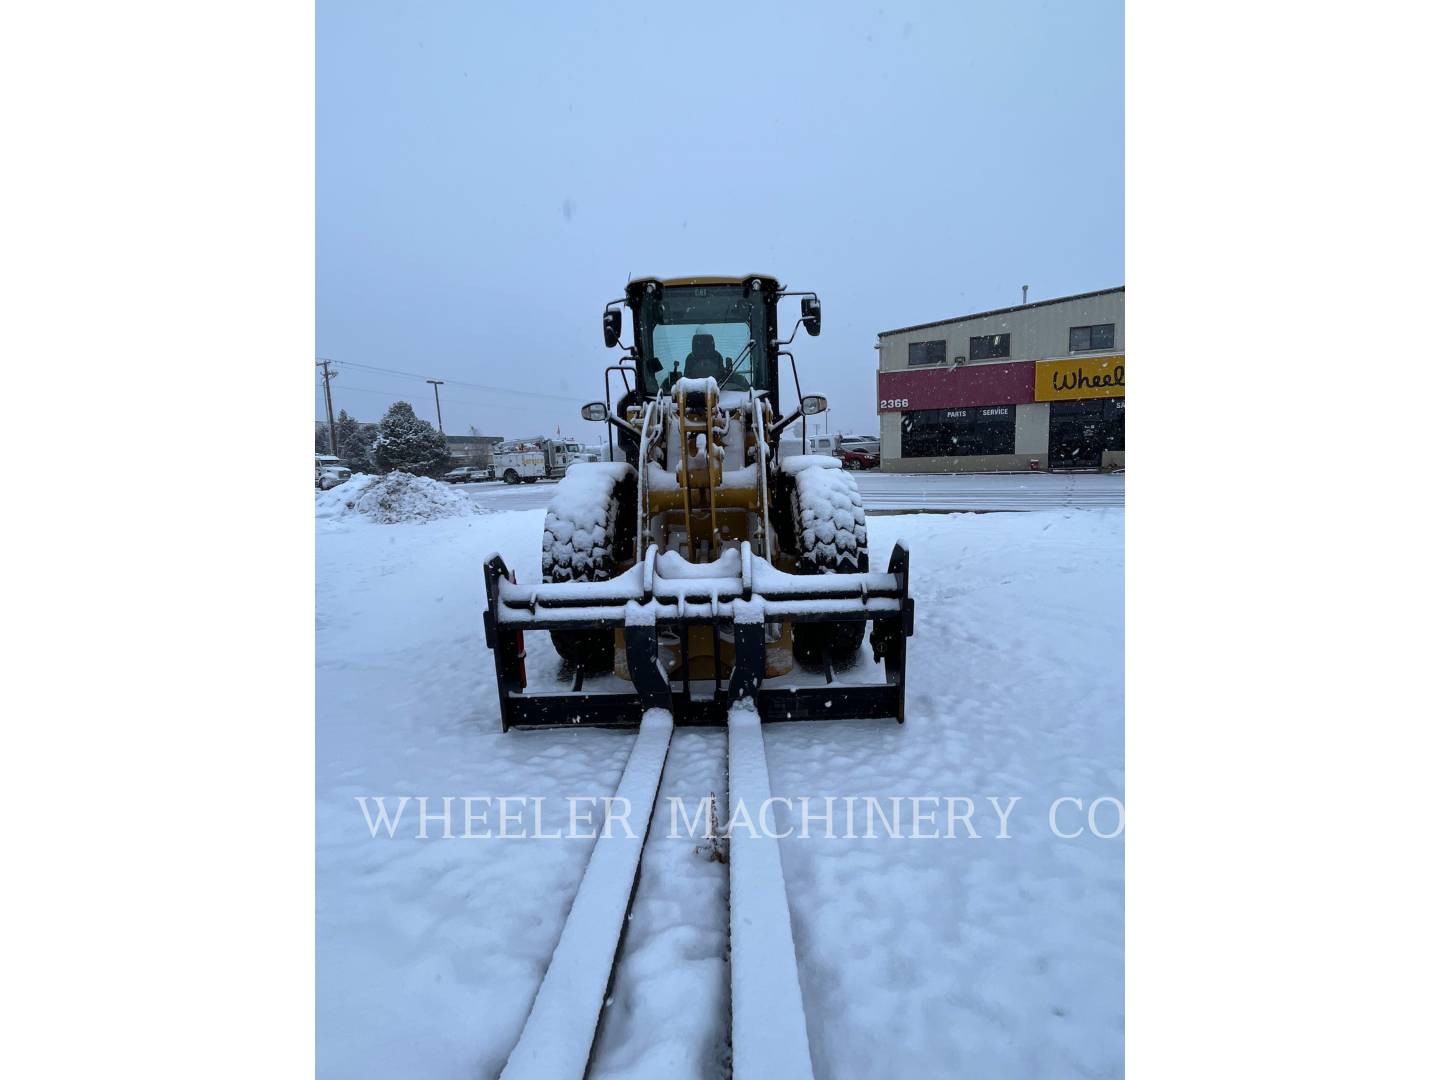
<box><xmin>456</xmin><ymin>469</ymin><xmax>1125</xmax><ymax>514</ymax></box>
<box><xmin>317</xmin><ymin>490</ymin><xmax>1124</xmax><ymax>1078</ymax></box>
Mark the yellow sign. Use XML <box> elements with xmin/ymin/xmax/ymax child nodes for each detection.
<box><xmin>1035</xmin><ymin>355</ymin><xmax>1125</xmax><ymax>401</ymax></box>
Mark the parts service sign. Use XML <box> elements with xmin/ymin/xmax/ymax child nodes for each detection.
<box><xmin>1034</xmin><ymin>355</ymin><xmax>1125</xmax><ymax>401</ymax></box>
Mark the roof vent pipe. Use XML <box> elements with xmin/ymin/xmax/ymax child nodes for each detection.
<box><xmin>1022</xmin><ymin>284</ymin><xmax>1029</xmax><ymax>304</ymax></box>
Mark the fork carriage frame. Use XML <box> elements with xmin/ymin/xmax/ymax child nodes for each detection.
<box><xmin>482</xmin><ymin>542</ymin><xmax>914</xmax><ymax>730</ymax></box>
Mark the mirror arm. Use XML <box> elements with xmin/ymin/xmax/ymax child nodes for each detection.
<box><xmin>769</xmin><ymin>406</ymin><xmax>804</xmax><ymax>439</ymax></box>
<box><xmin>775</xmin><ymin>317</ymin><xmax>806</xmax><ymax>348</ymax></box>
<box><xmin>605</xmin><ymin>411</ymin><xmax>641</xmax><ymax>438</ymax></box>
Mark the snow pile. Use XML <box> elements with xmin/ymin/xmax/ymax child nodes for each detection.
<box><xmin>315</xmin><ymin>472</ymin><xmax>481</xmax><ymax>525</ymax></box>
<box><xmin>542</xmin><ymin>463</ymin><xmax>634</xmax><ymax>581</ymax></box>
<box><xmin>314</xmin><ymin>474</ymin><xmax>378</xmax><ymax>520</ymax></box>
<box><xmin>788</xmin><ymin>457</ymin><xmax>867</xmax><ymax>573</ymax></box>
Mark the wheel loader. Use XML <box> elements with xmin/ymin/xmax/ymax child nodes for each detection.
<box><xmin>481</xmin><ymin>275</ymin><xmax>914</xmax><ymax>728</ymax></box>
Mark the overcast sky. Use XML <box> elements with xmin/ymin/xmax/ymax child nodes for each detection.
<box><xmin>317</xmin><ymin>0</ymin><xmax>1123</xmax><ymax>440</ymax></box>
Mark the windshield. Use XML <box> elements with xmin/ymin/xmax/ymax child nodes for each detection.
<box><xmin>637</xmin><ymin>285</ymin><xmax>768</xmax><ymax>397</ymax></box>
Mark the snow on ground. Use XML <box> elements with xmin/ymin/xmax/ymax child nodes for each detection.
<box><xmin>766</xmin><ymin>509</ymin><xmax>1124</xmax><ymax>1078</ymax></box>
<box><xmin>317</xmin><ymin>504</ymin><xmax>1123</xmax><ymax>1079</ymax></box>
<box><xmin>587</xmin><ymin>728</ymin><xmax>730</xmax><ymax>1079</ymax></box>
<box><xmin>501</xmin><ymin>709</ymin><xmax>674</xmax><ymax>1080</ymax></box>
<box><xmin>725</xmin><ymin>701</ymin><xmax>816</xmax><ymax>1079</ymax></box>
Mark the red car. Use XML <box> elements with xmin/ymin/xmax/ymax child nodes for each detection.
<box><xmin>839</xmin><ymin>446</ymin><xmax>879</xmax><ymax>470</ymax></box>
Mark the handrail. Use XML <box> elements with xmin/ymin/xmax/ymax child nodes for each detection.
<box><xmin>635</xmin><ymin>400</ymin><xmax>659</xmax><ymax>563</ymax></box>
<box><xmin>677</xmin><ymin>390</ymin><xmax>695</xmax><ymax>560</ymax></box>
<box><xmin>753</xmin><ymin>393</ymin><xmax>772</xmax><ymax>561</ymax></box>
<box><xmin>704</xmin><ymin>388</ymin><xmax>719</xmax><ymax>554</ymax></box>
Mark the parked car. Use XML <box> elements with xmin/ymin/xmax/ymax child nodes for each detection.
<box><xmin>315</xmin><ymin>454</ymin><xmax>352</xmax><ymax>490</ymax></box>
<box><xmin>441</xmin><ymin>465</ymin><xmax>493</xmax><ymax>483</ymax></box>
<box><xmin>839</xmin><ymin>446</ymin><xmax>880</xmax><ymax>470</ymax></box>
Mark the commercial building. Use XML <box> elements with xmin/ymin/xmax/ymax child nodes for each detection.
<box><xmin>876</xmin><ymin>286</ymin><xmax>1124</xmax><ymax>472</ymax></box>
<box><xmin>444</xmin><ymin>434</ymin><xmax>504</xmax><ymax>467</ymax></box>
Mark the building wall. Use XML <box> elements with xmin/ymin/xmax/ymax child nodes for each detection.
<box><xmin>878</xmin><ymin>289</ymin><xmax>1125</xmax><ymax>372</ymax></box>
<box><xmin>880</xmin><ymin>411</ymin><xmax>901</xmax><ymax>463</ymax></box>
<box><xmin>1015</xmin><ymin>403</ymin><xmax>1050</xmax><ymax>456</ymax></box>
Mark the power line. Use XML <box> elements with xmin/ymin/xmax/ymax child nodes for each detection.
<box><xmin>336</xmin><ymin>360</ymin><xmax>579</xmax><ymax>403</ymax></box>
<box><xmin>317</xmin><ymin>380</ymin><xmax>514</xmax><ymax>411</ymax></box>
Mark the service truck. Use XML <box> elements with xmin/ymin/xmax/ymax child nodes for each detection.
<box><xmin>493</xmin><ymin>437</ymin><xmax>588</xmax><ymax>483</ymax></box>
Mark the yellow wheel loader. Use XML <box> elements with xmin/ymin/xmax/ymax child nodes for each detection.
<box><xmin>481</xmin><ymin>275</ymin><xmax>913</xmax><ymax>728</ymax></box>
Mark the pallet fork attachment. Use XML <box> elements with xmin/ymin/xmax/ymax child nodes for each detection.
<box><xmin>482</xmin><ymin>543</ymin><xmax>914</xmax><ymax>730</ymax></box>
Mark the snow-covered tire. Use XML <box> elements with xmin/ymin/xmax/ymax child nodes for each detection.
<box><xmin>504</xmin><ymin>469</ymin><xmax>519</xmax><ymax>484</ymax></box>
<box><xmin>787</xmin><ymin>459</ymin><xmax>869</xmax><ymax>665</ymax></box>
<box><xmin>790</xmin><ymin>459</ymin><xmax>868</xmax><ymax>574</ymax></box>
<box><xmin>541</xmin><ymin>463</ymin><xmax>636</xmax><ymax>671</ymax></box>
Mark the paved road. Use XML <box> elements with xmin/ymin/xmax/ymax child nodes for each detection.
<box><xmin>853</xmin><ymin>470</ymin><xmax>1124</xmax><ymax>512</ymax></box>
<box><xmin>460</xmin><ymin>470</ymin><xmax>1123</xmax><ymax>513</ymax></box>
<box><xmin>457</xmin><ymin>478</ymin><xmax>564</xmax><ymax>511</ymax></box>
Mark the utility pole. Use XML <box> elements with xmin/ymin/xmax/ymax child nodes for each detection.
<box><xmin>427</xmin><ymin>379</ymin><xmax>445</xmax><ymax>434</ymax></box>
<box><xmin>316</xmin><ymin>358</ymin><xmax>338</xmax><ymax>455</ymax></box>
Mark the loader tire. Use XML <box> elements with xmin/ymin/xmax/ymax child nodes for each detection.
<box><xmin>541</xmin><ymin>464</ymin><xmax>634</xmax><ymax>672</ymax></box>
<box><xmin>789</xmin><ymin>462</ymin><xmax>869</xmax><ymax>667</ymax></box>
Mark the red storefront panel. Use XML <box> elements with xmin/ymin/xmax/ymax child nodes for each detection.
<box><xmin>877</xmin><ymin>361</ymin><xmax>1035</xmax><ymax>412</ymax></box>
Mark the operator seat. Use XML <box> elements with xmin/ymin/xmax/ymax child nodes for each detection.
<box><xmin>684</xmin><ymin>333</ymin><xmax>726</xmax><ymax>382</ymax></box>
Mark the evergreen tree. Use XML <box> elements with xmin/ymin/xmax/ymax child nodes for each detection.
<box><xmin>332</xmin><ymin>410</ymin><xmax>370</xmax><ymax>472</ymax></box>
<box><xmin>371</xmin><ymin>401</ymin><xmax>450</xmax><ymax>476</ymax></box>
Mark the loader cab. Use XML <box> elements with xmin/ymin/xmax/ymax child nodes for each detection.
<box><xmin>622</xmin><ymin>276</ymin><xmax>783</xmax><ymax>404</ymax></box>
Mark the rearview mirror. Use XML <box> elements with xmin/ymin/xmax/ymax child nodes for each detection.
<box><xmin>580</xmin><ymin>401</ymin><xmax>608</xmax><ymax>422</ymax></box>
<box><xmin>801</xmin><ymin>394</ymin><xmax>828</xmax><ymax>415</ymax></box>
<box><xmin>801</xmin><ymin>297</ymin><xmax>822</xmax><ymax>337</ymax></box>
<box><xmin>602</xmin><ymin>310</ymin><xmax>622</xmax><ymax>349</ymax></box>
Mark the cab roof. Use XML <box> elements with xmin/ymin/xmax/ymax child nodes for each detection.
<box><xmin>627</xmin><ymin>274</ymin><xmax>779</xmax><ymax>289</ymax></box>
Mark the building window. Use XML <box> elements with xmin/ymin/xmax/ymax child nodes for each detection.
<box><xmin>1104</xmin><ymin>398</ymin><xmax>1124</xmax><ymax>451</ymax></box>
<box><xmin>900</xmin><ymin>406</ymin><xmax>1016</xmax><ymax>458</ymax></box>
<box><xmin>1068</xmin><ymin>323</ymin><xmax>1116</xmax><ymax>352</ymax></box>
<box><xmin>969</xmin><ymin>333</ymin><xmax>1010</xmax><ymax>361</ymax></box>
<box><xmin>907</xmin><ymin>339</ymin><xmax>946</xmax><ymax>366</ymax></box>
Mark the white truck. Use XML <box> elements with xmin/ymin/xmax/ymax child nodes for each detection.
<box><xmin>493</xmin><ymin>437</ymin><xmax>588</xmax><ymax>484</ymax></box>
<box><xmin>314</xmin><ymin>454</ymin><xmax>352</xmax><ymax>490</ymax></box>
